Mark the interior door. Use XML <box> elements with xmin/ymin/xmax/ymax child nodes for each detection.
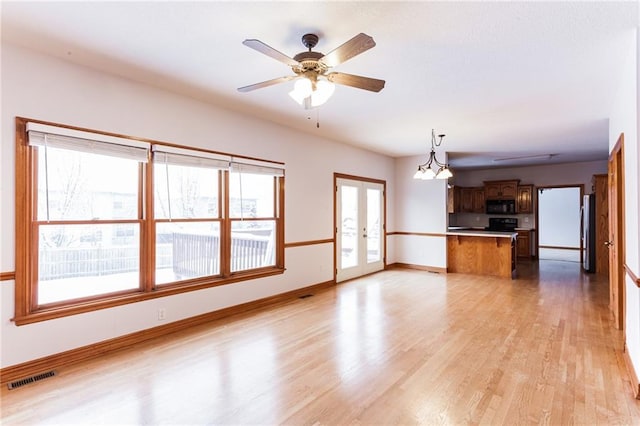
<box><xmin>608</xmin><ymin>135</ymin><xmax>624</xmax><ymax>330</ymax></box>
<box><xmin>336</xmin><ymin>177</ymin><xmax>385</xmax><ymax>282</ymax></box>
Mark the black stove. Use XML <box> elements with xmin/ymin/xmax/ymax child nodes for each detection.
<box><xmin>485</xmin><ymin>217</ymin><xmax>518</xmax><ymax>232</ymax></box>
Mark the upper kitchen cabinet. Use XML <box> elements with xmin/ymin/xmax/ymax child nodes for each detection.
<box><xmin>472</xmin><ymin>187</ymin><xmax>485</xmax><ymax>213</ymax></box>
<box><xmin>460</xmin><ymin>187</ymin><xmax>474</xmax><ymax>212</ymax></box>
<box><xmin>447</xmin><ymin>186</ymin><xmax>460</xmax><ymax>214</ymax></box>
<box><xmin>458</xmin><ymin>186</ymin><xmax>485</xmax><ymax>213</ymax></box>
<box><xmin>516</xmin><ymin>184</ymin><xmax>534</xmax><ymax>214</ymax></box>
<box><xmin>484</xmin><ymin>180</ymin><xmax>519</xmax><ymax>200</ymax></box>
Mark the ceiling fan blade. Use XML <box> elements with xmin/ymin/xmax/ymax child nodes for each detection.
<box><xmin>242</xmin><ymin>39</ymin><xmax>299</xmax><ymax>67</ymax></box>
<box><xmin>327</xmin><ymin>72</ymin><xmax>385</xmax><ymax>92</ymax></box>
<box><xmin>319</xmin><ymin>33</ymin><xmax>376</xmax><ymax>68</ymax></box>
<box><xmin>237</xmin><ymin>76</ymin><xmax>297</xmax><ymax>93</ymax></box>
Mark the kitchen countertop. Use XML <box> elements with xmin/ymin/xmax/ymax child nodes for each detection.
<box><xmin>446</xmin><ymin>229</ymin><xmax>517</xmax><ymax>238</ymax></box>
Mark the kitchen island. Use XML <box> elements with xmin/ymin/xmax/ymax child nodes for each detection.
<box><xmin>446</xmin><ymin>229</ymin><xmax>517</xmax><ymax>279</ymax></box>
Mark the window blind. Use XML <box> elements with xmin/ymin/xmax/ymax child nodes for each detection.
<box><xmin>230</xmin><ymin>160</ymin><xmax>285</xmax><ymax>177</ymax></box>
<box><xmin>152</xmin><ymin>145</ymin><xmax>231</xmax><ymax>170</ymax></box>
<box><xmin>27</xmin><ymin>122</ymin><xmax>150</xmax><ymax>162</ymax></box>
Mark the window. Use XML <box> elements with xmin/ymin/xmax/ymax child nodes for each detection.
<box><xmin>153</xmin><ymin>148</ymin><xmax>223</xmax><ymax>284</ymax></box>
<box><xmin>229</xmin><ymin>167</ymin><xmax>280</xmax><ymax>272</ymax></box>
<box><xmin>14</xmin><ymin>118</ymin><xmax>285</xmax><ymax>324</ymax></box>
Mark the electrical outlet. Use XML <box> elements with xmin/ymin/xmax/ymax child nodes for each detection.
<box><xmin>158</xmin><ymin>308</ymin><xmax>166</xmax><ymax>321</ymax></box>
<box><xmin>524</xmin><ymin>217</ymin><xmax>529</xmax><ymax>223</ymax></box>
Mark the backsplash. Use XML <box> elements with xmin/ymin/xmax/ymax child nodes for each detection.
<box><xmin>449</xmin><ymin>212</ymin><xmax>535</xmax><ymax>229</ymax></box>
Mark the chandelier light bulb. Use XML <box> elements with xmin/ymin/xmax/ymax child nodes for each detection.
<box><xmin>422</xmin><ymin>167</ymin><xmax>436</xmax><ymax>180</ymax></box>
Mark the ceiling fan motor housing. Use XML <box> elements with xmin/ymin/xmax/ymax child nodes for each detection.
<box><xmin>301</xmin><ymin>33</ymin><xmax>319</xmax><ymax>50</ymax></box>
<box><xmin>293</xmin><ymin>52</ymin><xmax>327</xmax><ymax>74</ymax></box>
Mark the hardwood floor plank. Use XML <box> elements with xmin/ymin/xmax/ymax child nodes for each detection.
<box><xmin>2</xmin><ymin>261</ymin><xmax>640</xmax><ymax>425</ymax></box>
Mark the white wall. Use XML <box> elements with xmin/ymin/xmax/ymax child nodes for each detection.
<box><xmin>0</xmin><ymin>43</ymin><xmax>397</xmax><ymax>368</ymax></box>
<box><xmin>609</xmin><ymin>26</ymin><xmax>639</xmax><ymax>387</ymax></box>
<box><xmin>390</xmin><ymin>155</ymin><xmax>448</xmax><ymax>269</ymax></box>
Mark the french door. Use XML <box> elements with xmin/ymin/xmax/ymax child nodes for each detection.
<box><xmin>335</xmin><ymin>176</ymin><xmax>385</xmax><ymax>282</ymax></box>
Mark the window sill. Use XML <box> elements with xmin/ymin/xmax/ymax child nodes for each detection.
<box><xmin>12</xmin><ymin>267</ymin><xmax>285</xmax><ymax>326</ymax></box>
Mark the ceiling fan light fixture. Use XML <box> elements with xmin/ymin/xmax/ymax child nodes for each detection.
<box><xmin>310</xmin><ymin>78</ymin><xmax>335</xmax><ymax>107</ymax></box>
<box><xmin>289</xmin><ymin>76</ymin><xmax>335</xmax><ymax>109</ymax></box>
<box><xmin>288</xmin><ymin>78</ymin><xmax>313</xmax><ymax>105</ymax></box>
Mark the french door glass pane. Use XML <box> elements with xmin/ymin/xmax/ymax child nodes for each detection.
<box><xmin>367</xmin><ymin>188</ymin><xmax>381</xmax><ymax>263</ymax></box>
<box><xmin>37</xmin><ymin>223</ymin><xmax>140</xmax><ymax>305</ymax></box>
<box><xmin>155</xmin><ymin>221</ymin><xmax>221</xmax><ymax>284</ymax></box>
<box><xmin>231</xmin><ymin>220</ymin><xmax>276</xmax><ymax>272</ymax></box>
<box><xmin>341</xmin><ymin>185</ymin><xmax>358</xmax><ymax>269</ymax></box>
<box><xmin>37</xmin><ymin>147</ymin><xmax>139</xmax><ymax>221</ymax></box>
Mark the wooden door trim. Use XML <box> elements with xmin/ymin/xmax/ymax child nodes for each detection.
<box><xmin>333</xmin><ymin>174</ymin><xmax>387</xmax><ymax>283</ymax></box>
<box><xmin>608</xmin><ymin>133</ymin><xmax>625</xmax><ymax>331</ymax></box>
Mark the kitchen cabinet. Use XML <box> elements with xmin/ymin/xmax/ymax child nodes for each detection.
<box><xmin>484</xmin><ymin>180</ymin><xmax>519</xmax><ymax>200</ymax></box>
<box><xmin>472</xmin><ymin>187</ymin><xmax>485</xmax><ymax>213</ymax></box>
<box><xmin>457</xmin><ymin>187</ymin><xmax>485</xmax><ymax>213</ymax></box>
<box><xmin>516</xmin><ymin>230</ymin><xmax>532</xmax><ymax>258</ymax></box>
<box><xmin>460</xmin><ymin>187</ymin><xmax>473</xmax><ymax>212</ymax></box>
<box><xmin>516</xmin><ymin>185</ymin><xmax>533</xmax><ymax>213</ymax></box>
<box><xmin>447</xmin><ymin>186</ymin><xmax>461</xmax><ymax>213</ymax></box>
<box><xmin>447</xmin><ymin>232</ymin><xmax>516</xmax><ymax>279</ymax></box>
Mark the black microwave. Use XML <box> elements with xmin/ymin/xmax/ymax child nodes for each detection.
<box><xmin>486</xmin><ymin>199</ymin><xmax>516</xmax><ymax>214</ymax></box>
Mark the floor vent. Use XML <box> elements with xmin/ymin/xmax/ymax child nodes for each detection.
<box><xmin>7</xmin><ymin>370</ymin><xmax>56</xmax><ymax>390</ymax></box>
<box><xmin>299</xmin><ymin>294</ymin><xmax>313</xmax><ymax>299</ymax></box>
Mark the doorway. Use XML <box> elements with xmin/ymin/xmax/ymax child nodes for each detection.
<box><xmin>536</xmin><ymin>186</ymin><xmax>583</xmax><ymax>262</ymax></box>
<box><xmin>335</xmin><ymin>175</ymin><xmax>385</xmax><ymax>282</ymax></box>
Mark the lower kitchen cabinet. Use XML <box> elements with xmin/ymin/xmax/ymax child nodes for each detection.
<box><xmin>517</xmin><ymin>230</ymin><xmax>532</xmax><ymax>258</ymax></box>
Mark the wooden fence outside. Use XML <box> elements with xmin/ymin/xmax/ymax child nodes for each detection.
<box><xmin>39</xmin><ymin>232</ymin><xmax>272</xmax><ymax>281</ymax></box>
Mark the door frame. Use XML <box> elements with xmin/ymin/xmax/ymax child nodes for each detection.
<box><xmin>608</xmin><ymin>133</ymin><xmax>625</xmax><ymax>331</ymax></box>
<box><xmin>534</xmin><ymin>184</ymin><xmax>584</xmax><ymax>261</ymax></box>
<box><xmin>333</xmin><ymin>173</ymin><xmax>387</xmax><ymax>283</ymax></box>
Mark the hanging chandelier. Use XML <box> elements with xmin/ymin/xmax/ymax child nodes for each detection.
<box><xmin>413</xmin><ymin>129</ymin><xmax>453</xmax><ymax>180</ymax></box>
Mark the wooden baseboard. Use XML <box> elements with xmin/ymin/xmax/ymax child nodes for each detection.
<box><xmin>387</xmin><ymin>262</ymin><xmax>446</xmax><ymax>274</ymax></box>
<box><xmin>623</xmin><ymin>344</ymin><xmax>640</xmax><ymax>399</ymax></box>
<box><xmin>0</xmin><ymin>280</ymin><xmax>335</xmax><ymax>385</ymax></box>
<box><xmin>538</xmin><ymin>245</ymin><xmax>580</xmax><ymax>251</ymax></box>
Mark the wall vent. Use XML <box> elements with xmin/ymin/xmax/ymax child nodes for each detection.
<box><xmin>7</xmin><ymin>370</ymin><xmax>56</xmax><ymax>390</ymax></box>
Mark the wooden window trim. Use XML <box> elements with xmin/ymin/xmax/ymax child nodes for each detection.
<box><xmin>14</xmin><ymin>117</ymin><xmax>285</xmax><ymax>326</ymax></box>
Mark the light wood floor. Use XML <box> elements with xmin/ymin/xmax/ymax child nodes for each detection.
<box><xmin>2</xmin><ymin>260</ymin><xmax>639</xmax><ymax>425</ymax></box>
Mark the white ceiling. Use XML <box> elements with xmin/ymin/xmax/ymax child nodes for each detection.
<box><xmin>1</xmin><ymin>1</ymin><xmax>637</xmax><ymax>169</ymax></box>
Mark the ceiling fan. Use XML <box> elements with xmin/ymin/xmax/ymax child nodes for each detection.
<box><xmin>238</xmin><ymin>33</ymin><xmax>385</xmax><ymax>109</ymax></box>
